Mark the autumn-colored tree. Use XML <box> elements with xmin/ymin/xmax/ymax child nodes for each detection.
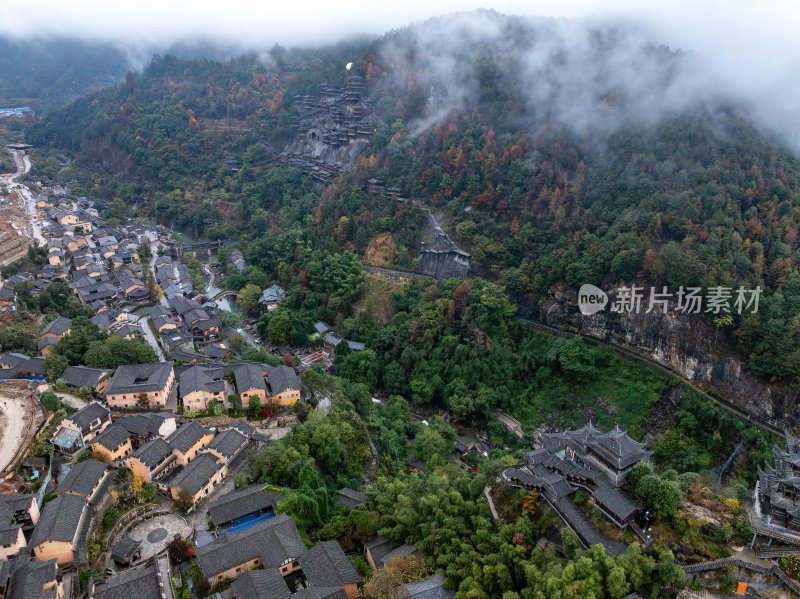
<box><xmin>131</xmin><ymin>471</ymin><xmax>143</xmax><ymax>501</ymax></box>
<box><xmin>522</xmin><ymin>490</ymin><xmax>539</xmax><ymax>516</ymax></box>
<box><xmin>136</xmin><ymin>392</ymin><xmax>149</xmax><ymax>408</ymax></box>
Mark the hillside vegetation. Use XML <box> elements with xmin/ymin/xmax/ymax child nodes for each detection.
<box><xmin>26</xmin><ymin>13</ymin><xmax>800</xmax><ymax>387</ymax></box>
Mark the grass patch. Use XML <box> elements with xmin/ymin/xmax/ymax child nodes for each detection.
<box><xmin>516</xmin><ymin>351</ymin><xmax>674</xmax><ymax>438</ymax></box>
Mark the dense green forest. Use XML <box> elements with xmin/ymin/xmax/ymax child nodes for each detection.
<box><xmin>25</xmin><ymin>17</ymin><xmax>800</xmax><ymax>389</ymax></box>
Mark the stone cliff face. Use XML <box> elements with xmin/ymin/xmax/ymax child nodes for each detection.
<box><xmin>518</xmin><ymin>286</ymin><xmax>798</xmax><ymax>431</ymax></box>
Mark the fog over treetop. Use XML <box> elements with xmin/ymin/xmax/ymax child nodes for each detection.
<box><xmin>4</xmin><ymin>1</ymin><xmax>800</xmax><ymax>147</ymax></box>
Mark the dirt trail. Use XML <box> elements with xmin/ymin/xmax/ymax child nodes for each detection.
<box><xmin>0</xmin><ymin>382</ymin><xmax>33</xmax><ymax>472</ymax></box>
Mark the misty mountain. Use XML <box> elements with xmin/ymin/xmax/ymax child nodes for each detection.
<box><xmin>23</xmin><ymin>11</ymin><xmax>800</xmax><ymax>384</ymax></box>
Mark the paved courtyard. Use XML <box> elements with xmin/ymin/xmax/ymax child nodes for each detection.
<box><xmin>127</xmin><ymin>512</ymin><xmax>192</xmax><ymax>561</ymax></box>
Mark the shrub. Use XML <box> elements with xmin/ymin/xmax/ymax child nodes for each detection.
<box><xmin>39</xmin><ymin>391</ymin><xmax>61</xmax><ymax>411</ymax></box>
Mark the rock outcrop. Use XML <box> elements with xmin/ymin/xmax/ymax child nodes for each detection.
<box><xmin>519</xmin><ymin>286</ymin><xmax>798</xmax><ymax>431</ymax></box>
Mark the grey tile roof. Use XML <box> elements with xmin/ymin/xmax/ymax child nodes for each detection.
<box><xmin>196</xmin><ymin>513</ymin><xmax>305</xmax><ymax>579</ymax></box>
<box><xmin>265</xmin><ymin>365</ymin><xmax>300</xmax><ymax>395</ymax></box>
<box><xmin>206</xmin><ymin>484</ymin><xmax>279</xmax><ymax>527</ymax></box>
<box><xmin>336</xmin><ymin>488</ymin><xmax>367</xmax><ymax>507</ymax></box>
<box><xmin>110</xmin><ymin>535</ymin><xmax>142</xmax><ymax>563</ymax></box>
<box><xmin>131</xmin><ymin>438</ymin><xmax>173</xmax><ymax>468</ymax></box>
<box><xmin>207</xmin><ymin>429</ymin><xmax>247</xmax><ymax>460</ymax></box>
<box><xmin>116</xmin><ymin>413</ymin><xmax>172</xmax><ymax>437</ymax></box>
<box><xmin>179</xmin><ymin>365</ymin><xmax>225</xmax><ymax>396</ymax></box>
<box><xmin>92</xmin><ymin>561</ymin><xmax>164</xmax><ymax>599</ymax></box>
<box><xmin>380</xmin><ymin>544</ymin><xmax>422</xmax><ymax>568</ymax></box>
<box><xmin>64</xmin><ymin>400</ymin><xmax>110</xmax><ymax>431</ymax></box>
<box><xmin>29</xmin><ymin>493</ymin><xmax>87</xmax><ymax>547</ymax></box>
<box><xmin>62</xmin><ymin>367</ymin><xmax>113</xmax><ymax>390</ymax></box>
<box><xmin>406</xmin><ymin>574</ymin><xmax>454</xmax><ymax>599</ymax></box>
<box><xmin>0</xmin><ymin>526</ymin><xmax>21</xmax><ymax>547</ymax></box>
<box><xmin>364</xmin><ymin>535</ymin><xmax>392</xmax><ymax>565</ymax></box>
<box><xmin>55</xmin><ymin>459</ymin><xmax>107</xmax><ymax>497</ymax></box>
<box><xmin>89</xmin><ymin>424</ymin><xmax>131</xmax><ymax>451</ymax></box>
<box><xmin>231</xmin><ymin>568</ymin><xmax>289</xmax><ymax>599</ymax></box>
<box><xmin>0</xmin><ymin>494</ymin><xmax>37</xmax><ymax>525</ymax></box>
<box><xmin>5</xmin><ymin>557</ymin><xmax>60</xmax><ymax>599</ymax></box>
<box><xmin>41</xmin><ymin>316</ymin><xmax>71</xmax><ymax>337</ymax></box>
<box><xmin>233</xmin><ymin>363</ymin><xmax>267</xmax><ymax>393</ymax></box>
<box><xmin>220</xmin><ymin>420</ymin><xmax>255</xmax><ymax>438</ymax></box>
<box><xmin>104</xmin><ymin>361</ymin><xmax>174</xmax><ymax>396</ymax></box>
<box><xmin>167</xmin><ymin>422</ymin><xmax>209</xmax><ymax>455</ymax></box>
<box><xmin>37</xmin><ymin>337</ymin><xmax>58</xmax><ymax>351</ymax></box>
<box><xmin>293</xmin><ymin>588</ymin><xmax>347</xmax><ymax>599</ymax></box>
<box><xmin>300</xmin><ymin>541</ymin><xmax>360</xmax><ymax>586</ymax></box>
<box><xmin>314</xmin><ymin>322</ymin><xmax>332</xmax><ymax>335</ymax></box>
<box><xmin>169</xmin><ymin>452</ymin><xmax>221</xmax><ymax>496</ymax></box>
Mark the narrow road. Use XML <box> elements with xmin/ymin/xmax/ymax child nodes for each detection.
<box><xmin>6</xmin><ymin>148</ymin><xmax>45</xmax><ymax>247</ymax></box>
<box><xmin>132</xmin><ymin>314</ymin><xmax>166</xmax><ymax>361</ymax></box>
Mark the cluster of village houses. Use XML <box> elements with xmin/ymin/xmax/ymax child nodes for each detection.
<box><xmin>0</xmin><ymin>184</ymin><xmax>456</xmax><ymax>598</ymax></box>
<box><xmin>0</xmin><ymin>392</ymin><xmax>452</xmax><ymax>599</ymax></box>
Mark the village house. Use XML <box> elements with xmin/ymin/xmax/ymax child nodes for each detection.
<box><xmin>179</xmin><ymin>365</ymin><xmax>227</xmax><ymax>411</ymax></box>
<box><xmin>29</xmin><ymin>493</ymin><xmax>93</xmax><ymax>566</ymax></box>
<box><xmin>103</xmin><ymin>362</ymin><xmax>175</xmax><ymax>409</ymax></box>
<box><xmin>206</xmin><ymin>484</ymin><xmax>280</xmax><ymax>529</ymax></box>
<box><xmin>54</xmin><ymin>459</ymin><xmax>113</xmax><ymax>506</ymax></box>
<box><xmin>0</xmin><ymin>557</ymin><xmax>64</xmax><ymax>598</ymax></box>
<box><xmin>166</xmin><ymin>452</ymin><xmax>225</xmax><ymax>505</ymax></box>
<box><xmin>60</xmin><ymin>367</ymin><xmax>113</xmax><ymax>395</ymax></box>
<box><xmin>196</xmin><ymin>513</ymin><xmax>307</xmax><ymax>586</ymax></box>
<box><xmin>38</xmin><ymin>317</ymin><xmax>71</xmax><ymax>356</ymax></box>
<box><xmin>364</xmin><ymin>537</ymin><xmax>424</xmax><ymax>571</ymax></box>
<box><xmin>126</xmin><ymin>438</ymin><xmax>177</xmax><ymax>484</ymax></box>
<box><xmin>232</xmin><ymin>363</ymin><xmax>301</xmax><ymax>407</ymax></box>
<box><xmin>115</xmin><ymin>412</ymin><xmax>177</xmax><ymax>448</ymax></box>
<box><xmin>50</xmin><ymin>401</ymin><xmax>111</xmax><ymax>454</ymax></box>
<box><xmin>88</xmin><ymin>425</ymin><xmax>133</xmax><ymax>465</ymax></box>
<box><xmin>204</xmin><ymin>428</ymin><xmax>249</xmax><ymax>468</ymax></box>
<box><xmin>0</xmin><ymin>494</ymin><xmax>41</xmax><ymax>561</ymax></box>
<box><xmin>166</xmin><ymin>422</ymin><xmax>214</xmax><ymax>465</ymax></box>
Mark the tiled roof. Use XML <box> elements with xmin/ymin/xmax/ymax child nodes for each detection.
<box><xmin>92</xmin><ymin>561</ymin><xmax>164</xmax><ymax>599</ymax></box>
<box><xmin>105</xmin><ymin>361</ymin><xmax>174</xmax><ymax>396</ymax></box>
<box><xmin>168</xmin><ymin>452</ymin><xmax>221</xmax><ymax>496</ymax></box>
<box><xmin>206</xmin><ymin>429</ymin><xmax>247</xmax><ymax>460</ymax></box>
<box><xmin>206</xmin><ymin>484</ymin><xmax>279</xmax><ymax>527</ymax></box>
<box><xmin>64</xmin><ymin>400</ymin><xmax>109</xmax><ymax>431</ymax></box>
<box><xmin>62</xmin><ymin>367</ymin><xmax>112</xmax><ymax>390</ymax></box>
<box><xmin>30</xmin><ymin>493</ymin><xmax>88</xmax><ymax>547</ymax></box>
<box><xmin>196</xmin><ymin>513</ymin><xmax>305</xmax><ymax>579</ymax></box>
<box><xmin>179</xmin><ymin>365</ymin><xmax>225</xmax><ymax>396</ymax></box>
<box><xmin>116</xmin><ymin>413</ymin><xmax>172</xmax><ymax>437</ymax></box>
<box><xmin>167</xmin><ymin>422</ymin><xmax>209</xmax><ymax>455</ymax></box>
<box><xmin>131</xmin><ymin>438</ymin><xmax>173</xmax><ymax>468</ymax></box>
<box><xmin>110</xmin><ymin>535</ymin><xmax>142</xmax><ymax>563</ymax></box>
<box><xmin>231</xmin><ymin>568</ymin><xmax>289</xmax><ymax>599</ymax></box>
<box><xmin>233</xmin><ymin>363</ymin><xmax>266</xmax><ymax>393</ymax></box>
<box><xmin>405</xmin><ymin>574</ymin><xmax>455</xmax><ymax>599</ymax></box>
<box><xmin>89</xmin><ymin>424</ymin><xmax>131</xmax><ymax>451</ymax></box>
<box><xmin>336</xmin><ymin>487</ymin><xmax>367</xmax><ymax>507</ymax></box>
<box><xmin>55</xmin><ymin>459</ymin><xmax>107</xmax><ymax>497</ymax></box>
<box><xmin>41</xmin><ymin>316</ymin><xmax>71</xmax><ymax>337</ymax></box>
<box><xmin>0</xmin><ymin>494</ymin><xmax>36</xmax><ymax>525</ymax></box>
<box><xmin>266</xmin><ymin>364</ymin><xmax>300</xmax><ymax>395</ymax></box>
<box><xmin>5</xmin><ymin>558</ymin><xmax>60</xmax><ymax>599</ymax></box>
<box><xmin>300</xmin><ymin>541</ymin><xmax>360</xmax><ymax>586</ymax></box>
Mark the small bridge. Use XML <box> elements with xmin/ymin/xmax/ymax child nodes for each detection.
<box><xmin>208</xmin><ymin>289</ymin><xmax>238</xmax><ymax>302</ymax></box>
